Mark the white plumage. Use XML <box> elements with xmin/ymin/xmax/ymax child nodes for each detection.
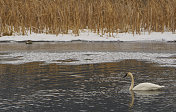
<box><xmin>124</xmin><ymin>72</ymin><xmax>165</xmax><ymax>91</ymax></box>
<box><xmin>132</xmin><ymin>82</ymin><xmax>164</xmax><ymax>90</ymax></box>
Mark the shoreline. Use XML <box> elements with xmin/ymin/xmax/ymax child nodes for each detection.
<box><xmin>0</xmin><ymin>31</ymin><xmax>176</xmax><ymax>43</ymax></box>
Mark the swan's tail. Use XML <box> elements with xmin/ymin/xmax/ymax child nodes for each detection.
<box><xmin>158</xmin><ymin>86</ymin><xmax>165</xmax><ymax>89</ymax></box>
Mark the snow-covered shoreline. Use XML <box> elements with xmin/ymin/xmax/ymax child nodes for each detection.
<box><xmin>0</xmin><ymin>31</ymin><xmax>176</xmax><ymax>42</ymax></box>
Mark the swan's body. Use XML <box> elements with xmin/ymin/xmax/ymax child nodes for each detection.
<box><xmin>124</xmin><ymin>72</ymin><xmax>164</xmax><ymax>91</ymax></box>
<box><xmin>132</xmin><ymin>82</ymin><xmax>164</xmax><ymax>90</ymax></box>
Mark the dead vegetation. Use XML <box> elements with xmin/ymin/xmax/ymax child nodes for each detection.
<box><xmin>0</xmin><ymin>0</ymin><xmax>175</xmax><ymax>36</ymax></box>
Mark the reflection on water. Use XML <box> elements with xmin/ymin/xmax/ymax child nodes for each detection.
<box><xmin>0</xmin><ymin>60</ymin><xmax>176</xmax><ymax>112</ymax></box>
<box><xmin>129</xmin><ymin>91</ymin><xmax>135</xmax><ymax>108</ymax></box>
<box><xmin>129</xmin><ymin>90</ymin><xmax>164</xmax><ymax>108</ymax></box>
<box><xmin>0</xmin><ymin>42</ymin><xmax>176</xmax><ymax>53</ymax></box>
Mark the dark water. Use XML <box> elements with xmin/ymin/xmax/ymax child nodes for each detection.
<box><xmin>1</xmin><ymin>42</ymin><xmax>176</xmax><ymax>53</ymax></box>
<box><xmin>0</xmin><ymin>42</ymin><xmax>176</xmax><ymax>112</ymax></box>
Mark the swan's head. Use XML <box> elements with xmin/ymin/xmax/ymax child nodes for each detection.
<box><xmin>123</xmin><ymin>72</ymin><xmax>133</xmax><ymax>78</ymax></box>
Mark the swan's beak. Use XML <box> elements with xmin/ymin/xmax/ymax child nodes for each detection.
<box><xmin>123</xmin><ymin>73</ymin><xmax>128</xmax><ymax>78</ymax></box>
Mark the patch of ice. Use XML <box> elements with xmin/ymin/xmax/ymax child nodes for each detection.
<box><xmin>0</xmin><ymin>52</ymin><xmax>175</xmax><ymax>67</ymax></box>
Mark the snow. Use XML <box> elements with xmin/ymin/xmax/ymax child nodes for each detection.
<box><xmin>0</xmin><ymin>30</ymin><xmax>176</xmax><ymax>42</ymax></box>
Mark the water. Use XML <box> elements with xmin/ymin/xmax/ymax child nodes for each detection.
<box><xmin>0</xmin><ymin>42</ymin><xmax>176</xmax><ymax>112</ymax></box>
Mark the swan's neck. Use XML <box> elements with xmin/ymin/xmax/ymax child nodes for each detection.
<box><xmin>129</xmin><ymin>74</ymin><xmax>134</xmax><ymax>90</ymax></box>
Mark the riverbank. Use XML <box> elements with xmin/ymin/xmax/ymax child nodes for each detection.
<box><xmin>0</xmin><ymin>31</ymin><xmax>176</xmax><ymax>42</ymax></box>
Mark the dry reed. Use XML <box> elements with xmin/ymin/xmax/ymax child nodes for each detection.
<box><xmin>0</xmin><ymin>0</ymin><xmax>176</xmax><ymax>36</ymax></box>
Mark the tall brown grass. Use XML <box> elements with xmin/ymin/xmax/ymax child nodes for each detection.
<box><xmin>0</xmin><ymin>0</ymin><xmax>176</xmax><ymax>36</ymax></box>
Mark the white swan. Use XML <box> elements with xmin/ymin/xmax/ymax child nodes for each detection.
<box><xmin>123</xmin><ymin>72</ymin><xmax>165</xmax><ymax>91</ymax></box>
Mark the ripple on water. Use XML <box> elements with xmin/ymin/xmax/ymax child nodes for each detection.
<box><xmin>0</xmin><ymin>59</ymin><xmax>176</xmax><ymax>111</ymax></box>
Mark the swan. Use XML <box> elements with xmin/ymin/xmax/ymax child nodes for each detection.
<box><xmin>123</xmin><ymin>72</ymin><xmax>165</xmax><ymax>91</ymax></box>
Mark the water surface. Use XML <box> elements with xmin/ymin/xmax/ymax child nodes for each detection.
<box><xmin>0</xmin><ymin>42</ymin><xmax>176</xmax><ymax>112</ymax></box>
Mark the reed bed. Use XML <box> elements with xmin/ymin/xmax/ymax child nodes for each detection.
<box><xmin>0</xmin><ymin>0</ymin><xmax>176</xmax><ymax>36</ymax></box>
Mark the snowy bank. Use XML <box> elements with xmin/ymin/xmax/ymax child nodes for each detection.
<box><xmin>0</xmin><ymin>31</ymin><xmax>176</xmax><ymax>42</ymax></box>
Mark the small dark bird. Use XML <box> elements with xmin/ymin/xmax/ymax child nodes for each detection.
<box><xmin>25</xmin><ymin>40</ymin><xmax>32</xmax><ymax>44</ymax></box>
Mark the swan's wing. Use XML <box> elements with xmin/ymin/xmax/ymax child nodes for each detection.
<box><xmin>133</xmin><ymin>83</ymin><xmax>164</xmax><ymax>90</ymax></box>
